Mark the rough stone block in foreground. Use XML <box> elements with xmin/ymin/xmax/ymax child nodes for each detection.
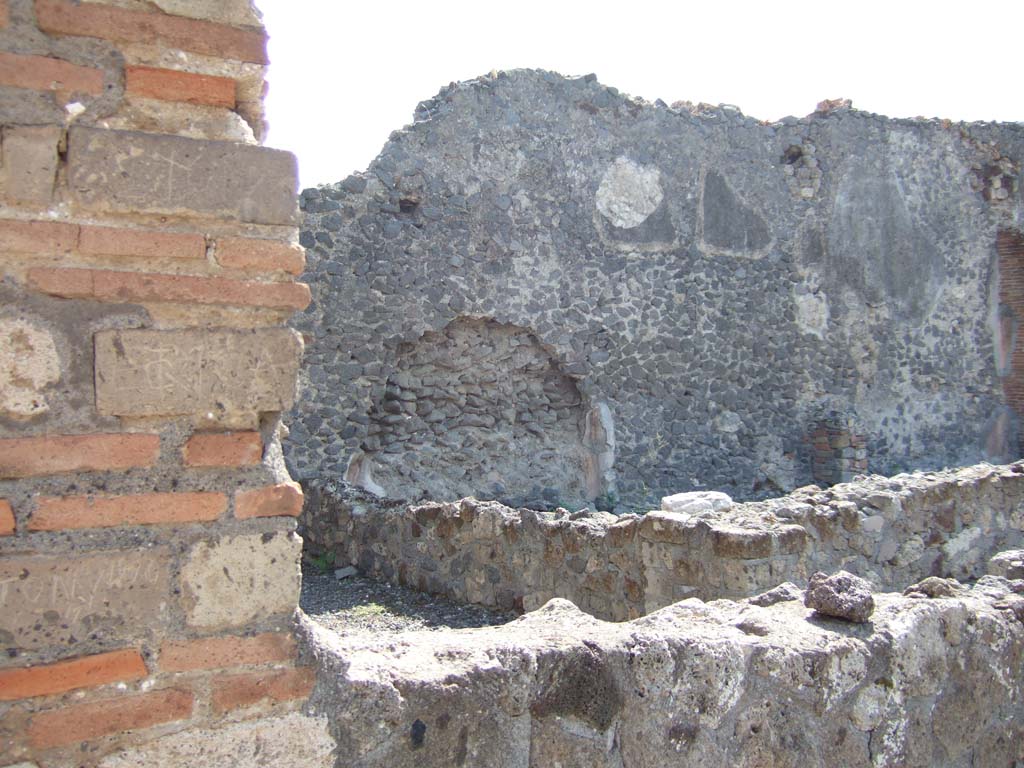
<box><xmin>179</xmin><ymin>532</ymin><xmax>301</xmax><ymax>630</ymax></box>
<box><xmin>94</xmin><ymin>328</ymin><xmax>302</xmax><ymax>417</ymax></box>
<box><xmin>0</xmin><ymin>551</ymin><xmax>170</xmax><ymax>653</ymax></box>
<box><xmin>67</xmin><ymin>127</ymin><xmax>299</xmax><ymax>224</ymax></box>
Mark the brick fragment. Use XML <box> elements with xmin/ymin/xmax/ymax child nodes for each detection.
<box><xmin>0</xmin><ymin>649</ymin><xmax>147</xmax><ymax>701</ymax></box>
<box><xmin>216</xmin><ymin>237</ymin><xmax>305</xmax><ymax>275</ymax></box>
<box><xmin>35</xmin><ymin>0</ymin><xmax>268</xmax><ymax>63</ymax></box>
<box><xmin>183</xmin><ymin>431</ymin><xmax>262</xmax><ymax>467</ymax></box>
<box><xmin>0</xmin><ymin>125</ymin><xmax>62</xmax><ymax>206</ymax></box>
<box><xmin>30</xmin><ymin>491</ymin><xmax>226</xmax><ymax>531</ymax></box>
<box><xmin>0</xmin><ymin>50</ymin><xmax>103</xmax><ymax>95</ymax></box>
<box><xmin>159</xmin><ymin>632</ymin><xmax>295</xmax><ymax>673</ymax></box>
<box><xmin>234</xmin><ymin>482</ymin><xmax>303</xmax><ymax>519</ymax></box>
<box><xmin>0</xmin><ymin>0</ymin><xmax>7</xmax><ymax>27</ymax></box>
<box><xmin>27</xmin><ymin>688</ymin><xmax>193</xmax><ymax>749</ymax></box>
<box><xmin>126</xmin><ymin>65</ymin><xmax>236</xmax><ymax>108</ymax></box>
<box><xmin>0</xmin><ymin>433</ymin><xmax>160</xmax><ymax>479</ymax></box>
<box><xmin>78</xmin><ymin>224</ymin><xmax>206</xmax><ymax>261</ymax></box>
<box><xmin>0</xmin><ymin>218</ymin><xmax>77</xmax><ymax>254</ymax></box>
<box><xmin>28</xmin><ymin>267</ymin><xmax>311</xmax><ymax>310</ymax></box>
<box><xmin>210</xmin><ymin>667</ymin><xmax>314</xmax><ymax>713</ymax></box>
<box><xmin>0</xmin><ymin>499</ymin><xmax>13</xmax><ymax>535</ymax></box>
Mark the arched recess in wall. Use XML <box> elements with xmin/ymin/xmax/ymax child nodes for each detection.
<box><xmin>344</xmin><ymin>317</ymin><xmax>614</xmax><ymax>509</ymax></box>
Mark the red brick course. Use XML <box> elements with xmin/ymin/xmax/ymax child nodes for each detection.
<box><xmin>234</xmin><ymin>482</ymin><xmax>304</xmax><ymax>519</ymax></box>
<box><xmin>183</xmin><ymin>431</ymin><xmax>263</xmax><ymax>467</ymax></box>
<box><xmin>28</xmin><ymin>267</ymin><xmax>311</xmax><ymax>310</ymax></box>
<box><xmin>35</xmin><ymin>0</ymin><xmax>268</xmax><ymax>63</ymax></box>
<box><xmin>125</xmin><ymin>65</ymin><xmax>236</xmax><ymax>108</ymax></box>
<box><xmin>0</xmin><ymin>649</ymin><xmax>147</xmax><ymax>701</ymax></box>
<box><xmin>216</xmin><ymin>237</ymin><xmax>306</xmax><ymax>275</ymax></box>
<box><xmin>0</xmin><ymin>500</ymin><xmax>13</xmax><ymax>536</ymax></box>
<box><xmin>30</xmin><ymin>492</ymin><xmax>226</xmax><ymax>531</ymax></box>
<box><xmin>210</xmin><ymin>667</ymin><xmax>314</xmax><ymax>713</ymax></box>
<box><xmin>0</xmin><ymin>50</ymin><xmax>103</xmax><ymax>95</ymax></box>
<box><xmin>159</xmin><ymin>632</ymin><xmax>295</xmax><ymax>673</ymax></box>
<box><xmin>27</xmin><ymin>688</ymin><xmax>193</xmax><ymax>749</ymax></box>
<box><xmin>0</xmin><ymin>434</ymin><xmax>160</xmax><ymax>479</ymax></box>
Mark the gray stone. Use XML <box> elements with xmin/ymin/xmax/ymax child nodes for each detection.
<box><xmin>805</xmin><ymin>570</ymin><xmax>875</xmax><ymax>622</ymax></box>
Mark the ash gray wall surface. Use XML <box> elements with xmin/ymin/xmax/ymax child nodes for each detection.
<box><xmin>286</xmin><ymin>69</ymin><xmax>1024</xmax><ymax>508</ymax></box>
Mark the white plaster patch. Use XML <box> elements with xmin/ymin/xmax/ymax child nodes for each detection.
<box><xmin>661</xmin><ymin>491</ymin><xmax>733</xmax><ymax>516</ymax></box>
<box><xmin>794</xmin><ymin>289</ymin><xmax>829</xmax><ymax>338</ymax></box>
<box><xmin>596</xmin><ymin>157</ymin><xmax>663</xmax><ymax>228</ymax></box>
<box><xmin>0</xmin><ymin>319</ymin><xmax>60</xmax><ymax>420</ymax></box>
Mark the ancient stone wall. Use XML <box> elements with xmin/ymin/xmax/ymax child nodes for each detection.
<box><xmin>301</xmin><ymin>462</ymin><xmax>1024</xmax><ymax>620</ymax></box>
<box><xmin>304</xmin><ymin>578</ymin><xmax>1024</xmax><ymax>767</ymax></box>
<box><xmin>288</xmin><ymin>70</ymin><xmax>1024</xmax><ymax>509</ymax></box>
<box><xmin>0</xmin><ymin>2</ymin><xmax>333</xmax><ymax>765</ymax></box>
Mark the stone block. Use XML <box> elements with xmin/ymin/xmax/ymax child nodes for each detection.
<box><xmin>0</xmin><ymin>125</ymin><xmax>62</xmax><ymax>206</ymax></box>
<box><xmin>711</xmin><ymin>526</ymin><xmax>773</xmax><ymax>559</ymax></box>
<box><xmin>179</xmin><ymin>532</ymin><xmax>301</xmax><ymax>630</ymax></box>
<box><xmin>637</xmin><ymin>511</ymin><xmax>698</xmax><ymax>545</ymax></box>
<box><xmin>94</xmin><ymin>328</ymin><xmax>303</xmax><ymax>417</ymax></box>
<box><xmin>97</xmin><ymin>712</ymin><xmax>336</xmax><ymax>768</ymax></box>
<box><xmin>0</xmin><ymin>551</ymin><xmax>170</xmax><ymax>651</ymax></box>
<box><xmin>67</xmin><ymin>127</ymin><xmax>298</xmax><ymax>225</ymax></box>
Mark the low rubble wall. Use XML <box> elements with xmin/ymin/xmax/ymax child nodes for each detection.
<box><xmin>301</xmin><ymin>462</ymin><xmax>1024</xmax><ymax>620</ymax></box>
<box><xmin>301</xmin><ymin>576</ymin><xmax>1024</xmax><ymax>767</ymax></box>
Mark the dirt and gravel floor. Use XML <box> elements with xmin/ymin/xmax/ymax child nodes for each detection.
<box><xmin>299</xmin><ymin>566</ymin><xmax>516</xmax><ymax>636</ymax></box>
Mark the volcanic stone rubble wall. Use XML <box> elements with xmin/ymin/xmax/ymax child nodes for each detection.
<box><xmin>301</xmin><ymin>462</ymin><xmax>1024</xmax><ymax>621</ymax></box>
<box><xmin>289</xmin><ymin>69</ymin><xmax>1024</xmax><ymax>510</ymax></box>
<box><xmin>0</xmin><ymin>2</ymin><xmax>334</xmax><ymax>766</ymax></box>
<box><xmin>303</xmin><ymin>582</ymin><xmax>1024</xmax><ymax>768</ymax></box>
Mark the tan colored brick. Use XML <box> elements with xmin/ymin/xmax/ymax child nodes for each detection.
<box><xmin>30</xmin><ymin>491</ymin><xmax>226</xmax><ymax>531</ymax></box>
<box><xmin>35</xmin><ymin>0</ymin><xmax>268</xmax><ymax>63</ymax></box>
<box><xmin>180</xmin><ymin>532</ymin><xmax>300</xmax><ymax>630</ymax></box>
<box><xmin>0</xmin><ymin>499</ymin><xmax>13</xmax><ymax>536</ymax></box>
<box><xmin>183</xmin><ymin>431</ymin><xmax>262</xmax><ymax>467</ymax></box>
<box><xmin>28</xmin><ymin>688</ymin><xmax>193</xmax><ymax>749</ymax></box>
<box><xmin>126</xmin><ymin>65</ymin><xmax>235</xmax><ymax>108</ymax></box>
<box><xmin>210</xmin><ymin>667</ymin><xmax>314</xmax><ymax>713</ymax></box>
<box><xmin>159</xmin><ymin>632</ymin><xmax>295</xmax><ymax>673</ymax></box>
<box><xmin>0</xmin><ymin>50</ymin><xmax>103</xmax><ymax>95</ymax></box>
<box><xmin>28</xmin><ymin>267</ymin><xmax>311</xmax><ymax>310</ymax></box>
<box><xmin>0</xmin><ymin>125</ymin><xmax>62</xmax><ymax>206</ymax></box>
<box><xmin>78</xmin><ymin>224</ymin><xmax>206</xmax><ymax>261</ymax></box>
<box><xmin>234</xmin><ymin>482</ymin><xmax>303</xmax><ymax>519</ymax></box>
<box><xmin>0</xmin><ymin>218</ymin><xmax>78</xmax><ymax>254</ymax></box>
<box><xmin>0</xmin><ymin>433</ymin><xmax>159</xmax><ymax>479</ymax></box>
<box><xmin>0</xmin><ymin>550</ymin><xmax>170</xmax><ymax>652</ymax></box>
<box><xmin>94</xmin><ymin>328</ymin><xmax>302</xmax><ymax>417</ymax></box>
<box><xmin>67</xmin><ymin>127</ymin><xmax>298</xmax><ymax>225</ymax></box>
<box><xmin>0</xmin><ymin>649</ymin><xmax>147</xmax><ymax>701</ymax></box>
<box><xmin>0</xmin><ymin>0</ymin><xmax>7</xmax><ymax>28</ymax></box>
<box><xmin>216</xmin><ymin>237</ymin><xmax>305</xmax><ymax>275</ymax></box>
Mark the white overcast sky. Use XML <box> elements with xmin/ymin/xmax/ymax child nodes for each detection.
<box><xmin>257</xmin><ymin>0</ymin><xmax>1023</xmax><ymax>190</ymax></box>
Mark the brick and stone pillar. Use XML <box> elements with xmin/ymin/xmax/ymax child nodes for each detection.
<box><xmin>0</xmin><ymin>2</ymin><xmax>334</xmax><ymax>764</ymax></box>
<box><xmin>810</xmin><ymin>416</ymin><xmax>868</xmax><ymax>486</ymax></box>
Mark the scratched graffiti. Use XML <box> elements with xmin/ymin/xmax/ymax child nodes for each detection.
<box><xmin>95</xmin><ymin>328</ymin><xmax>301</xmax><ymax>417</ymax></box>
<box><xmin>0</xmin><ymin>552</ymin><xmax>169</xmax><ymax>651</ymax></box>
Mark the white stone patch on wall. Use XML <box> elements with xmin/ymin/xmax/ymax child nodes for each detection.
<box><xmin>0</xmin><ymin>318</ymin><xmax>60</xmax><ymax>420</ymax></box>
<box><xmin>794</xmin><ymin>287</ymin><xmax>829</xmax><ymax>338</ymax></box>
<box><xmin>595</xmin><ymin>157</ymin><xmax>663</xmax><ymax>228</ymax></box>
<box><xmin>98</xmin><ymin>712</ymin><xmax>336</xmax><ymax>768</ymax></box>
